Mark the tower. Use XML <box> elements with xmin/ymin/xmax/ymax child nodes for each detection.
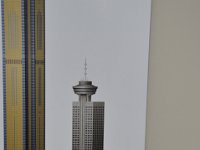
<box><xmin>2</xmin><ymin>0</ymin><xmax>45</xmax><ymax>150</ymax></box>
<box><xmin>72</xmin><ymin>65</ymin><xmax>105</xmax><ymax>150</ymax></box>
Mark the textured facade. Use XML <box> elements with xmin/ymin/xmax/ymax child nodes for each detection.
<box><xmin>72</xmin><ymin>81</ymin><xmax>104</xmax><ymax>150</ymax></box>
<box><xmin>2</xmin><ymin>0</ymin><xmax>45</xmax><ymax>150</ymax></box>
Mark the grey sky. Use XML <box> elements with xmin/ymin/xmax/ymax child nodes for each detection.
<box><xmin>0</xmin><ymin>0</ymin><xmax>151</xmax><ymax>150</ymax></box>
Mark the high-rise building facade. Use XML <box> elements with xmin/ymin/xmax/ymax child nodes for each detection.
<box><xmin>72</xmin><ymin>81</ymin><xmax>104</xmax><ymax>150</ymax></box>
<box><xmin>2</xmin><ymin>0</ymin><xmax>45</xmax><ymax>150</ymax></box>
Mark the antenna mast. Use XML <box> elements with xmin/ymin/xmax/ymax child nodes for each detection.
<box><xmin>84</xmin><ymin>58</ymin><xmax>87</xmax><ymax>81</ymax></box>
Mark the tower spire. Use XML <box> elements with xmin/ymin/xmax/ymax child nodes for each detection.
<box><xmin>84</xmin><ymin>58</ymin><xmax>87</xmax><ymax>81</ymax></box>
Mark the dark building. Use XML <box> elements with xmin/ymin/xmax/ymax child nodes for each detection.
<box><xmin>2</xmin><ymin>0</ymin><xmax>45</xmax><ymax>149</ymax></box>
<box><xmin>72</xmin><ymin>80</ymin><xmax>105</xmax><ymax>150</ymax></box>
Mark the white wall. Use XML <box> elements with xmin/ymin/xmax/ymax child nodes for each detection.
<box><xmin>46</xmin><ymin>0</ymin><xmax>151</xmax><ymax>150</ymax></box>
<box><xmin>146</xmin><ymin>0</ymin><xmax>200</xmax><ymax>150</ymax></box>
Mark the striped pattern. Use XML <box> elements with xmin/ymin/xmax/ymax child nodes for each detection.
<box><xmin>5</xmin><ymin>59</ymin><xmax>22</xmax><ymax>64</ymax></box>
<box><xmin>2</xmin><ymin>0</ymin><xmax>45</xmax><ymax>150</ymax></box>
<box><xmin>2</xmin><ymin>0</ymin><xmax>7</xmax><ymax>149</ymax></box>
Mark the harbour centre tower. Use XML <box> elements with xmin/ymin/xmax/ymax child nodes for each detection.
<box><xmin>72</xmin><ymin>73</ymin><xmax>105</xmax><ymax>150</ymax></box>
<box><xmin>2</xmin><ymin>0</ymin><xmax>45</xmax><ymax>150</ymax></box>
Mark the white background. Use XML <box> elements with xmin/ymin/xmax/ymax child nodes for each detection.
<box><xmin>0</xmin><ymin>0</ymin><xmax>151</xmax><ymax>150</ymax></box>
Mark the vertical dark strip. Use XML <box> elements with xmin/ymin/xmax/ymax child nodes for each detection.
<box><xmin>38</xmin><ymin>68</ymin><xmax>41</xmax><ymax>106</ymax></box>
<box><xmin>38</xmin><ymin>68</ymin><xmax>42</xmax><ymax>150</ymax></box>
<box><xmin>92</xmin><ymin>103</ymin><xmax>104</xmax><ymax>150</ymax></box>
<box><xmin>14</xmin><ymin>117</ymin><xmax>16</xmax><ymax>150</ymax></box>
<box><xmin>22</xmin><ymin>0</ymin><xmax>27</xmax><ymax>150</ymax></box>
<box><xmin>43</xmin><ymin>1</ymin><xmax>46</xmax><ymax>149</ymax></box>
<box><xmin>39</xmin><ymin>118</ymin><xmax>40</xmax><ymax>150</ymax></box>
<box><xmin>2</xmin><ymin>0</ymin><xmax>7</xmax><ymax>149</ymax></box>
<box><xmin>30</xmin><ymin>0</ymin><xmax>36</xmax><ymax>149</ymax></box>
<box><xmin>24</xmin><ymin>0</ymin><xmax>29</xmax><ymax>149</ymax></box>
